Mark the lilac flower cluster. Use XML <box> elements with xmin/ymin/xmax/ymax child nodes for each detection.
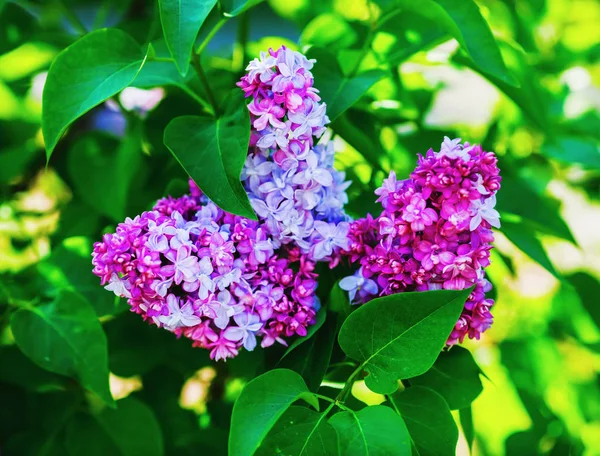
<box><xmin>339</xmin><ymin>138</ymin><xmax>502</xmax><ymax>345</ymax></box>
<box><xmin>237</xmin><ymin>46</ymin><xmax>351</xmax><ymax>262</ymax></box>
<box><xmin>92</xmin><ymin>182</ymin><xmax>319</xmax><ymax>361</ymax></box>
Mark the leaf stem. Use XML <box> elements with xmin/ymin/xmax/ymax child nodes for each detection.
<box><xmin>314</xmin><ymin>393</ymin><xmax>336</xmax><ymax>403</ymax></box>
<box><xmin>386</xmin><ymin>394</ymin><xmax>401</xmax><ymax>415</ymax></box>
<box><xmin>335</xmin><ymin>364</ymin><xmax>363</xmax><ymax>402</ymax></box>
<box><xmin>180</xmin><ymin>85</ymin><xmax>215</xmax><ymax>115</ymax></box>
<box><xmin>195</xmin><ymin>17</ymin><xmax>228</xmax><ymax>56</ymax></box>
<box><xmin>191</xmin><ymin>52</ymin><xmax>220</xmax><ymax>116</ymax></box>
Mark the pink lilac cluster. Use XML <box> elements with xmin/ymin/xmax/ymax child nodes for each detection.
<box><xmin>92</xmin><ymin>182</ymin><xmax>319</xmax><ymax>361</ymax></box>
<box><xmin>339</xmin><ymin>138</ymin><xmax>501</xmax><ymax>345</ymax></box>
<box><xmin>237</xmin><ymin>46</ymin><xmax>351</xmax><ymax>262</ymax></box>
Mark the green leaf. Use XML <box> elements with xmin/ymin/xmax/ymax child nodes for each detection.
<box><xmin>37</xmin><ymin>236</ymin><xmax>119</xmax><ymax>317</ymax></box>
<box><xmin>409</xmin><ymin>346</ymin><xmax>483</xmax><ymax>410</ymax></box>
<box><xmin>280</xmin><ymin>308</ymin><xmax>326</xmax><ymax>359</ymax></box>
<box><xmin>228</xmin><ymin>368</ymin><xmax>319</xmax><ymax>456</ymax></box>
<box><xmin>0</xmin><ymin>345</ymin><xmax>68</xmax><ymax>393</ymax></box>
<box><xmin>277</xmin><ymin>312</ymin><xmax>338</xmax><ymax>391</ymax></box>
<box><xmin>567</xmin><ymin>272</ymin><xmax>600</xmax><ymax>329</ymax></box>
<box><xmin>42</xmin><ymin>28</ymin><xmax>146</xmax><ymax>160</ymax></box>
<box><xmin>542</xmin><ymin>136</ymin><xmax>600</xmax><ymax>169</ymax></box>
<box><xmin>66</xmin><ymin>397</ymin><xmax>164</xmax><ymax>456</ymax></box>
<box><xmin>501</xmin><ymin>220</ymin><xmax>560</xmax><ymax>279</ymax></box>
<box><xmin>308</xmin><ymin>47</ymin><xmax>386</xmax><ymax>122</ymax></box>
<box><xmin>164</xmin><ymin>91</ymin><xmax>256</xmax><ymax>219</ymax></box>
<box><xmin>219</xmin><ymin>0</ymin><xmax>263</xmax><ymax>16</ymax></box>
<box><xmin>329</xmin><ymin>405</ymin><xmax>411</xmax><ymax>455</ymax></box>
<box><xmin>459</xmin><ymin>406</ymin><xmax>475</xmax><ymax>453</ymax></box>
<box><xmin>497</xmin><ymin>172</ymin><xmax>575</xmax><ymax>243</ymax></box>
<box><xmin>257</xmin><ymin>406</ymin><xmax>338</xmax><ymax>456</ymax></box>
<box><xmin>159</xmin><ymin>0</ymin><xmax>217</xmax><ymax>75</ymax></box>
<box><xmin>68</xmin><ymin>126</ymin><xmax>143</xmax><ymax>222</ymax></box>
<box><xmin>132</xmin><ymin>60</ymin><xmax>191</xmax><ymax>89</ymax></box>
<box><xmin>388</xmin><ymin>386</ymin><xmax>458</xmax><ymax>456</ymax></box>
<box><xmin>301</xmin><ymin>13</ymin><xmax>358</xmax><ymax>50</ymax></box>
<box><xmin>10</xmin><ymin>290</ymin><xmax>114</xmax><ymax>406</ymax></box>
<box><xmin>338</xmin><ymin>288</ymin><xmax>472</xmax><ymax>394</ymax></box>
<box><xmin>381</xmin><ymin>0</ymin><xmax>516</xmax><ymax>86</ymax></box>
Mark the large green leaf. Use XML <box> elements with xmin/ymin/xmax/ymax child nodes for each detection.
<box><xmin>257</xmin><ymin>406</ymin><xmax>338</xmax><ymax>456</ymax></box>
<box><xmin>42</xmin><ymin>28</ymin><xmax>146</xmax><ymax>160</ymax></box>
<box><xmin>159</xmin><ymin>0</ymin><xmax>216</xmax><ymax>75</ymax></box>
<box><xmin>68</xmin><ymin>126</ymin><xmax>143</xmax><ymax>222</ymax></box>
<box><xmin>229</xmin><ymin>369</ymin><xmax>319</xmax><ymax>456</ymax></box>
<box><xmin>10</xmin><ymin>290</ymin><xmax>114</xmax><ymax>406</ymax></box>
<box><xmin>329</xmin><ymin>405</ymin><xmax>411</xmax><ymax>455</ymax></box>
<box><xmin>164</xmin><ymin>91</ymin><xmax>256</xmax><ymax>219</ymax></box>
<box><xmin>501</xmin><ymin>220</ymin><xmax>560</xmax><ymax>279</ymax></box>
<box><xmin>66</xmin><ymin>397</ymin><xmax>164</xmax><ymax>456</ymax></box>
<box><xmin>338</xmin><ymin>289</ymin><xmax>472</xmax><ymax>394</ymax></box>
<box><xmin>409</xmin><ymin>346</ymin><xmax>483</xmax><ymax>410</ymax></box>
<box><xmin>388</xmin><ymin>386</ymin><xmax>458</xmax><ymax>456</ymax></box>
<box><xmin>277</xmin><ymin>312</ymin><xmax>337</xmax><ymax>391</ymax></box>
<box><xmin>308</xmin><ymin>47</ymin><xmax>386</xmax><ymax>122</ymax></box>
<box><xmin>378</xmin><ymin>0</ymin><xmax>516</xmax><ymax>86</ymax></box>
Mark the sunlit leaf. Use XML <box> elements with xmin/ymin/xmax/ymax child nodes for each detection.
<box><xmin>301</xmin><ymin>13</ymin><xmax>358</xmax><ymax>50</ymax></box>
<box><xmin>10</xmin><ymin>290</ymin><xmax>114</xmax><ymax>406</ymax></box>
<box><xmin>338</xmin><ymin>288</ymin><xmax>472</xmax><ymax>394</ymax></box>
<box><xmin>329</xmin><ymin>405</ymin><xmax>411</xmax><ymax>455</ymax></box>
<box><xmin>229</xmin><ymin>369</ymin><xmax>319</xmax><ymax>456</ymax></box>
<box><xmin>164</xmin><ymin>91</ymin><xmax>256</xmax><ymax>219</ymax></box>
<box><xmin>501</xmin><ymin>220</ymin><xmax>560</xmax><ymax>279</ymax></box>
<box><xmin>42</xmin><ymin>28</ymin><xmax>146</xmax><ymax>159</ymax></box>
<box><xmin>308</xmin><ymin>47</ymin><xmax>386</xmax><ymax>121</ymax></box>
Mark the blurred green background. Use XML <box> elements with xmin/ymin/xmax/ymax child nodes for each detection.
<box><xmin>0</xmin><ymin>0</ymin><xmax>599</xmax><ymax>454</ymax></box>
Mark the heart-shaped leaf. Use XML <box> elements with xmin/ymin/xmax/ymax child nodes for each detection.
<box><xmin>257</xmin><ymin>406</ymin><xmax>338</xmax><ymax>456</ymax></box>
<box><xmin>10</xmin><ymin>290</ymin><xmax>114</xmax><ymax>406</ymax></box>
<box><xmin>159</xmin><ymin>0</ymin><xmax>217</xmax><ymax>75</ymax></box>
<box><xmin>409</xmin><ymin>346</ymin><xmax>483</xmax><ymax>410</ymax></box>
<box><xmin>329</xmin><ymin>405</ymin><xmax>411</xmax><ymax>455</ymax></box>
<box><xmin>388</xmin><ymin>386</ymin><xmax>458</xmax><ymax>456</ymax></box>
<box><xmin>42</xmin><ymin>28</ymin><xmax>146</xmax><ymax>160</ymax></box>
<box><xmin>229</xmin><ymin>369</ymin><xmax>319</xmax><ymax>456</ymax></box>
<box><xmin>338</xmin><ymin>288</ymin><xmax>472</xmax><ymax>394</ymax></box>
<box><xmin>308</xmin><ymin>47</ymin><xmax>386</xmax><ymax>122</ymax></box>
<box><xmin>164</xmin><ymin>91</ymin><xmax>256</xmax><ymax>219</ymax></box>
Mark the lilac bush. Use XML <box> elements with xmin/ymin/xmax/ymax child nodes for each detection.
<box><xmin>339</xmin><ymin>137</ymin><xmax>502</xmax><ymax>344</ymax></box>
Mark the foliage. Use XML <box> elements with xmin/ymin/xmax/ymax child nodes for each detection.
<box><xmin>0</xmin><ymin>0</ymin><xmax>599</xmax><ymax>455</ymax></box>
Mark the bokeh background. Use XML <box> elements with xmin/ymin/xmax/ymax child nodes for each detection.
<box><xmin>0</xmin><ymin>0</ymin><xmax>599</xmax><ymax>454</ymax></box>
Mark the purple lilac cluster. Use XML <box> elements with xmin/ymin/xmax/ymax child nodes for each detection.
<box><xmin>92</xmin><ymin>182</ymin><xmax>319</xmax><ymax>361</ymax></box>
<box><xmin>237</xmin><ymin>46</ymin><xmax>351</xmax><ymax>262</ymax></box>
<box><xmin>339</xmin><ymin>138</ymin><xmax>502</xmax><ymax>345</ymax></box>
